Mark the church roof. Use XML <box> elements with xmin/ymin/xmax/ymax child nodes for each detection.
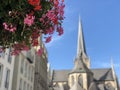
<box><xmin>89</xmin><ymin>81</ymin><xmax>99</xmax><ymax>90</ymax></box>
<box><xmin>53</xmin><ymin>70</ymin><xmax>70</xmax><ymax>82</ymax></box>
<box><xmin>52</xmin><ymin>68</ymin><xmax>114</xmax><ymax>82</ymax></box>
<box><xmin>91</xmin><ymin>68</ymin><xmax>114</xmax><ymax>81</ymax></box>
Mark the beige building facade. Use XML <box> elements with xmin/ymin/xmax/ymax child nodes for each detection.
<box><xmin>49</xmin><ymin>18</ymin><xmax>120</xmax><ymax>90</ymax></box>
<box><xmin>34</xmin><ymin>40</ymin><xmax>48</xmax><ymax>90</ymax></box>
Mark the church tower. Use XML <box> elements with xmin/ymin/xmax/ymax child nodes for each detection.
<box><xmin>68</xmin><ymin>17</ymin><xmax>93</xmax><ymax>90</ymax></box>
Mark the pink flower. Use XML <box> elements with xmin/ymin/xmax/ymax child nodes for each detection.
<box><xmin>32</xmin><ymin>39</ymin><xmax>39</xmax><ymax>46</ymax></box>
<box><xmin>54</xmin><ymin>0</ymin><xmax>59</xmax><ymax>7</ymax></box>
<box><xmin>11</xmin><ymin>50</ymin><xmax>20</xmax><ymax>55</ymax></box>
<box><xmin>3</xmin><ymin>22</ymin><xmax>9</xmax><ymax>30</ymax></box>
<box><xmin>23</xmin><ymin>46</ymin><xmax>29</xmax><ymax>51</ymax></box>
<box><xmin>24</xmin><ymin>14</ymin><xmax>35</xmax><ymax>26</ymax></box>
<box><xmin>37</xmin><ymin>48</ymin><xmax>43</xmax><ymax>56</ymax></box>
<box><xmin>0</xmin><ymin>47</ymin><xmax>3</xmax><ymax>53</ymax></box>
<box><xmin>45</xmin><ymin>36</ymin><xmax>52</xmax><ymax>43</ymax></box>
<box><xmin>57</xmin><ymin>26</ymin><xmax>63</xmax><ymax>36</ymax></box>
<box><xmin>58</xmin><ymin>4</ymin><xmax>65</xmax><ymax>17</ymax></box>
<box><xmin>3</xmin><ymin>22</ymin><xmax>16</xmax><ymax>32</ymax></box>
<box><xmin>46</xmin><ymin>27</ymin><xmax>54</xmax><ymax>35</ymax></box>
<box><xmin>46</xmin><ymin>10</ymin><xmax>57</xmax><ymax>24</ymax></box>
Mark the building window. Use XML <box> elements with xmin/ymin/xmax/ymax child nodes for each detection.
<box><xmin>71</xmin><ymin>76</ymin><xmax>74</xmax><ymax>86</ymax></box>
<box><xmin>27</xmin><ymin>84</ymin><xmax>29</xmax><ymax>90</ymax></box>
<box><xmin>8</xmin><ymin>48</ymin><xmax>12</xmax><ymax>63</ymax></box>
<box><xmin>78</xmin><ymin>75</ymin><xmax>83</xmax><ymax>87</ymax></box>
<box><xmin>105</xmin><ymin>83</ymin><xmax>114</xmax><ymax>90</ymax></box>
<box><xmin>0</xmin><ymin>64</ymin><xmax>3</xmax><ymax>86</ymax></box>
<box><xmin>19</xmin><ymin>79</ymin><xmax>22</xmax><ymax>90</ymax></box>
<box><xmin>24</xmin><ymin>62</ymin><xmax>27</xmax><ymax>77</ymax></box>
<box><xmin>30</xmin><ymin>86</ymin><xmax>33</xmax><ymax>90</ymax></box>
<box><xmin>5</xmin><ymin>69</ymin><xmax>10</xmax><ymax>89</ymax></box>
<box><xmin>28</xmin><ymin>66</ymin><xmax>30</xmax><ymax>80</ymax></box>
<box><xmin>20</xmin><ymin>60</ymin><xmax>24</xmax><ymax>74</ymax></box>
<box><xmin>27</xmin><ymin>64</ymin><xmax>29</xmax><ymax>79</ymax></box>
<box><xmin>31</xmin><ymin>67</ymin><xmax>33</xmax><ymax>82</ymax></box>
<box><xmin>24</xmin><ymin>81</ymin><xmax>26</xmax><ymax>90</ymax></box>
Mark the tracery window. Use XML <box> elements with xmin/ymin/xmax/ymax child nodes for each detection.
<box><xmin>78</xmin><ymin>74</ymin><xmax>83</xmax><ymax>87</ymax></box>
<box><xmin>105</xmin><ymin>83</ymin><xmax>115</xmax><ymax>90</ymax></box>
<box><xmin>71</xmin><ymin>76</ymin><xmax>74</xmax><ymax>86</ymax></box>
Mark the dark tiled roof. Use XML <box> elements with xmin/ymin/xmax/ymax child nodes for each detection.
<box><xmin>52</xmin><ymin>68</ymin><xmax>114</xmax><ymax>82</ymax></box>
<box><xmin>89</xmin><ymin>81</ymin><xmax>99</xmax><ymax>90</ymax></box>
<box><xmin>91</xmin><ymin>68</ymin><xmax>114</xmax><ymax>81</ymax></box>
<box><xmin>53</xmin><ymin>70</ymin><xmax>70</xmax><ymax>82</ymax></box>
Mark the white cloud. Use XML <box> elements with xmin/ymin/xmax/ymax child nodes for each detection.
<box><xmin>91</xmin><ymin>59</ymin><xmax>120</xmax><ymax>69</ymax></box>
<box><xmin>101</xmin><ymin>62</ymin><xmax>120</xmax><ymax>68</ymax></box>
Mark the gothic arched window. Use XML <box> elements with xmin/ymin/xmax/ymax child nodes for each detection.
<box><xmin>71</xmin><ymin>76</ymin><xmax>74</xmax><ymax>86</ymax></box>
<box><xmin>78</xmin><ymin>75</ymin><xmax>83</xmax><ymax>87</ymax></box>
<box><xmin>105</xmin><ymin>83</ymin><xmax>115</xmax><ymax>90</ymax></box>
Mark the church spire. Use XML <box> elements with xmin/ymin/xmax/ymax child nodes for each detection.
<box><xmin>69</xmin><ymin>16</ymin><xmax>91</xmax><ymax>73</ymax></box>
<box><xmin>77</xmin><ymin>16</ymin><xmax>87</xmax><ymax>57</ymax></box>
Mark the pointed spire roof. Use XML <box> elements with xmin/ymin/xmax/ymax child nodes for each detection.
<box><xmin>69</xmin><ymin>16</ymin><xmax>92</xmax><ymax>74</ymax></box>
<box><xmin>70</xmin><ymin>54</ymin><xmax>92</xmax><ymax>74</ymax></box>
<box><xmin>77</xmin><ymin>16</ymin><xmax>87</xmax><ymax>57</ymax></box>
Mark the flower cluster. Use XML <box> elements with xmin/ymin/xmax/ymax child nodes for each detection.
<box><xmin>0</xmin><ymin>0</ymin><xmax>65</xmax><ymax>55</ymax></box>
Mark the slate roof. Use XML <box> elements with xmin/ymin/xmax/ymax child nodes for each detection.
<box><xmin>52</xmin><ymin>68</ymin><xmax>114</xmax><ymax>82</ymax></box>
<box><xmin>53</xmin><ymin>70</ymin><xmax>70</xmax><ymax>82</ymax></box>
<box><xmin>91</xmin><ymin>68</ymin><xmax>114</xmax><ymax>81</ymax></box>
<box><xmin>89</xmin><ymin>81</ymin><xmax>99</xmax><ymax>90</ymax></box>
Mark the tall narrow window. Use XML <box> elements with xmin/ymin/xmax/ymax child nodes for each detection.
<box><xmin>71</xmin><ymin>76</ymin><xmax>74</xmax><ymax>86</ymax></box>
<box><xmin>20</xmin><ymin>60</ymin><xmax>23</xmax><ymax>74</ymax></box>
<box><xmin>19</xmin><ymin>79</ymin><xmax>22</xmax><ymax>90</ymax></box>
<box><xmin>28</xmin><ymin>66</ymin><xmax>30</xmax><ymax>80</ymax></box>
<box><xmin>8</xmin><ymin>48</ymin><xmax>12</xmax><ymax>63</ymax></box>
<box><xmin>24</xmin><ymin>62</ymin><xmax>27</xmax><ymax>77</ymax></box>
<box><xmin>31</xmin><ymin>67</ymin><xmax>34</xmax><ymax>82</ymax></box>
<box><xmin>5</xmin><ymin>69</ymin><xmax>10</xmax><ymax>89</ymax></box>
<box><xmin>24</xmin><ymin>81</ymin><xmax>26</xmax><ymax>90</ymax></box>
<box><xmin>27</xmin><ymin>84</ymin><xmax>29</xmax><ymax>90</ymax></box>
<box><xmin>27</xmin><ymin>64</ymin><xmax>29</xmax><ymax>79</ymax></box>
<box><xmin>0</xmin><ymin>64</ymin><xmax>3</xmax><ymax>86</ymax></box>
<box><xmin>31</xmin><ymin>67</ymin><xmax>33</xmax><ymax>82</ymax></box>
<box><xmin>30</xmin><ymin>86</ymin><xmax>33</xmax><ymax>90</ymax></box>
<box><xmin>78</xmin><ymin>75</ymin><xmax>83</xmax><ymax>87</ymax></box>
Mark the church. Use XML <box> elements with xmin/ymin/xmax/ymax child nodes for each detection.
<box><xmin>49</xmin><ymin>18</ymin><xmax>120</xmax><ymax>90</ymax></box>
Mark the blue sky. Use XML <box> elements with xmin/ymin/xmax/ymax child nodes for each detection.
<box><xmin>45</xmin><ymin>0</ymin><xmax>120</xmax><ymax>82</ymax></box>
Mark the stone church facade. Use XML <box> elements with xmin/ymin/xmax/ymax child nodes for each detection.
<box><xmin>49</xmin><ymin>18</ymin><xmax>120</xmax><ymax>90</ymax></box>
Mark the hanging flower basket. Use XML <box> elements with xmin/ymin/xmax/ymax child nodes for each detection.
<box><xmin>0</xmin><ymin>0</ymin><xmax>65</xmax><ymax>55</ymax></box>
